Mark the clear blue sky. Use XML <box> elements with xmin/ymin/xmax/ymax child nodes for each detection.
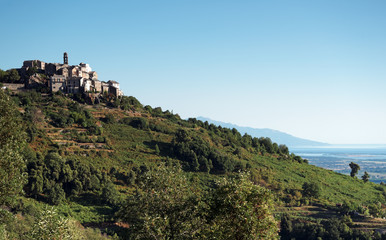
<box><xmin>1</xmin><ymin>0</ymin><xmax>386</xmax><ymax>144</ymax></box>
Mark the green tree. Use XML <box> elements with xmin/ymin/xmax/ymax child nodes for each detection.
<box><xmin>118</xmin><ymin>166</ymin><xmax>279</xmax><ymax>239</ymax></box>
<box><xmin>349</xmin><ymin>162</ymin><xmax>360</xmax><ymax>178</ymax></box>
<box><xmin>302</xmin><ymin>182</ymin><xmax>321</xmax><ymax>200</ymax></box>
<box><xmin>175</xmin><ymin>129</ymin><xmax>190</xmax><ymax>143</ymax></box>
<box><xmin>259</xmin><ymin>137</ymin><xmax>274</xmax><ymax>154</ymax></box>
<box><xmin>28</xmin><ymin>207</ymin><xmax>86</xmax><ymax>240</ymax></box>
<box><xmin>362</xmin><ymin>171</ymin><xmax>370</xmax><ymax>183</ymax></box>
<box><xmin>0</xmin><ymin>91</ymin><xmax>26</xmax><ymax>208</ymax></box>
<box><xmin>368</xmin><ymin>202</ymin><xmax>382</xmax><ymax>217</ymax></box>
<box><xmin>48</xmin><ymin>184</ymin><xmax>66</xmax><ymax>205</ymax></box>
<box><xmin>0</xmin><ymin>69</ymin><xmax>7</xmax><ymax>82</ymax></box>
<box><xmin>118</xmin><ymin>164</ymin><xmax>203</xmax><ymax>239</ymax></box>
<box><xmin>127</xmin><ymin>117</ymin><xmax>148</xmax><ymax>129</ymax></box>
<box><xmin>101</xmin><ymin>181</ymin><xmax>122</xmax><ymax>207</ymax></box>
<box><xmin>199</xmin><ymin>156</ymin><xmax>211</xmax><ymax>173</ymax></box>
<box><xmin>103</xmin><ymin>113</ymin><xmax>116</xmax><ymax>124</ymax></box>
<box><xmin>279</xmin><ymin>144</ymin><xmax>289</xmax><ymax>156</ymax></box>
<box><xmin>206</xmin><ymin>172</ymin><xmax>279</xmax><ymax>239</ymax></box>
<box><xmin>6</xmin><ymin>69</ymin><xmax>20</xmax><ymax>83</ymax></box>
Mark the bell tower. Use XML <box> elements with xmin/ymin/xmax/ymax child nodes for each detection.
<box><xmin>63</xmin><ymin>52</ymin><xmax>68</xmax><ymax>65</ymax></box>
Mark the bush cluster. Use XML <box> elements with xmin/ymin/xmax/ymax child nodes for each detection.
<box><xmin>25</xmin><ymin>152</ymin><xmax>108</xmax><ymax>205</ymax></box>
<box><xmin>280</xmin><ymin>215</ymin><xmax>386</xmax><ymax>240</ymax></box>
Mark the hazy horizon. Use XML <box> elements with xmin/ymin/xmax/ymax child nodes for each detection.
<box><xmin>1</xmin><ymin>0</ymin><xmax>385</xmax><ymax>144</ymax></box>
<box><xmin>197</xmin><ymin>116</ymin><xmax>386</xmax><ymax>146</ymax></box>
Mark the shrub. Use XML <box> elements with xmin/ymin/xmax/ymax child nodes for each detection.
<box><xmin>120</xmin><ymin>117</ymin><xmax>148</xmax><ymax>130</ymax></box>
<box><xmin>101</xmin><ymin>181</ymin><xmax>122</xmax><ymax>207</ymax></box>
<box><xmin>302</xmin><ymin>182</ymin><xmax>321</xmax><ymax>200</ymax></box>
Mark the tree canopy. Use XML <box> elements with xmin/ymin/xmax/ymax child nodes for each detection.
<box><xmin>362</xmin><ymin>171</ymin><xmax>370</xmax><ymax>183</ymax></box>
<box><xmin>118</xmin><ymin>164</ymin><xmax>204</xmax><ymax>239</ymax></box>
<box><xmin>349</xmin><ymin>162</ymin><xmax>360</xmax><ymax>178</ymax></box>
<box><xmin>302</xmin><ymin>182</ymin><xmax>321</xmax><ymax>200</ymax></box>
<box><xmin>0</xmin><ymin>90</ymin><xmax>26</xmax><ymax>208</ymax></box>
<box><xmin>118</xmin><ymin>165</ymin><xmax>278</xmax><ymax>239</ymax></box>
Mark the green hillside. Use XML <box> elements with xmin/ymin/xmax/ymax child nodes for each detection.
<box><xmin>1</xmin><ymin>89</ymin><xmax>386</xmax><ymax>239</ymax></box>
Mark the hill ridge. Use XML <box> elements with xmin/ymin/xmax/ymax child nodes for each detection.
<box><xmin>2</xmin><ymin>90</ymin><xmax>386</xmax><ymax>239</ymax></box>
<box><xmin>196</xmin><ymin>116</ymin><xmax>329</xmax><ymax>148</ymax></box>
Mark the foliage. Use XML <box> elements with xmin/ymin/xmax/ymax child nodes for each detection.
<box><xmin>28</xmin><ymin>207</ymin><xmax>73</xmax><ymax>240</ymax></box>
<box><xmin>155</xmin><ymin>144</ymin><xmax>160</xmax><ymax>155</ymax></box>
<box><xmin>0</xmin><ymin>90</ymin><xmax>26</xmax><ymax>208</ymax></box>
<box><xmin>114</xmin><ymin>96</ymin><xmax>143</xmax><ymax>111</ymax></box>
<box><xmin>362</xmin><ymin>171</ymin><xmax>370</xmax><ymax>183</ymax></box>
<box><xmin>349</xmin><ymin>162</ymin><xmax>360</xmax><ymax>178</ymax></box>
<box><xmin>120</xmin><ymin>117</ymin><xmax>148</xmax><ymax>130</ymax></box>
<box><xmin>118</xmin><ymin>164</ymin><xmax>204</xmax><ymax>239</ymax></box>
<box><xmin>172</xmin><ymin>129</ymin><xmax>239</xmax><ymax>173</ymax></box>
<box><xmin>0</xmin><ymin>224</ymin><xmax>9</xmax><ymax>240</ymax></box>
<box><xmin>279</xmin><ymin>215</ymin><xmax>384</xmax><ymax>240</ymax></box>
<box><xmin>0</xmin><ymin>69</ymin><xmax>6</xmax><ymax>82</ymax></box>
<box><xmin>368</xmin><ymin>202</ymin><xmax>383</xmax><ymax>217</ymax></box>
<box><xmin>206</xmin><ymin>172</ymin><xmax>279</xmax><ymax>240</ymax></box>
<box><xmin>118</xmin><ymin>165</ymin><xmax>278</xmax><ymax>239</ymax></box>
<box><xmin>46</xmin><ymin>102</ymin><xmax>98</xmax><ymax>129</ymax></box>
<box><xmin>17</xmin><ymin>90</ymin><xmax>42</xmax><ymax>106</ymax></box>
<box><xmin>25</xmin><ymin>153</ymin><xmax>107</xmax><ymax>204</ymax></box>
<box><xmin>279</xmin><ymin>214</ymin><xmax>293</xmax><ymax>240</ymax></box>
<box><xmin>2</xmin><ymin>89</ymin><xmax>386</xmax><ymax>238</ymax></box>
<box><xmin>27</xmin><ymin>206</ymin><xmax>114</xmax><ymax>240</ymax></box>
<box><xmin>101</xmin><ymin>181</ymin><xmax>122</xmax><ymax>207</ymax></box>
<box><xmin>302</xmin><ymin>182</ymin><xmax>321</xmax><ymax>200</ymax></box>
<box><xmin>103</xmin><ymin>113</ymin><xmax>116</xmax><ymax>124</ymax></box>
<box><xmin>0</xmin><ymin>69</ymin><xmax>21</xmax><ymax>83</ymax></box>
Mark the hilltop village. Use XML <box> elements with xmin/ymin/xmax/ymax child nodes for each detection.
<box><xmin>1</xmin><ymin>52</ymin><xmax>123</xmax><ymax>97</ymax></box>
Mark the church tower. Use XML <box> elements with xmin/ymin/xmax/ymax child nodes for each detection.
<box><xmin>63</xmin><ymin>52</ymin><xmax>68</xmax><ymax>65</ymax></box>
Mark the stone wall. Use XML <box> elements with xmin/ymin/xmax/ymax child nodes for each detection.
<box><xmin>2</xmin><ymin>83</ymin><xmax>25</xmax><ymax>91</ymax></box>
<box><xmin>2</xmin><ymin>83</ymin><xmax>24</xmax><ymax>91</ymax></box>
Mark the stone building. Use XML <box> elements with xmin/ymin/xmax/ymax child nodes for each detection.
<box><xmin>58</xmin><ymin>67</ymin><xmax>69</xmax><ymax>77</ymax></box>
<box><xmin>69</xmin><ymin>66</ymin><xmax>82</xmax><ymax>78</ymax></box>
<box><xmin>92</xmin><ymin>79</ymin><xmax>102</xmax><ymax>92</ymax></box>
<box><xmin>79</xmin><ymin>63</ymin><xmax>92</xmax><ymax>72</ymax></box>
<box><xmin>83</xmin><ymin>79</ymin><xmax>93</xmax><ymax>92</ymax></box>
<box><xmin>109</xmin><ymin>85</ymin><xmax>122</xmax><ymax>96</ymax></box>
<box><xmin>107</xmin><ymin>80</ymin><xmax>123</xmax><ymax>96</ymax></box>
<box><xmin>89</xmin><ymin>71</ymin><xmax>98</xmax><ymax>80</ymax></box>
<box><xmin>107</xmin><ymin>80</ymin><xmax>119</xmax><ymax>89</ymax></box>
<box><xmin>23</xmin><ymin>60</ymin><xmax>46</xmax><ymax>70</ymax></box>
<box><xmin>66</xmin><ymin>77</ymin><xmax>83</xmax><ymax>94</ymax></box>
<box><xmin>18</xmin><ymin>52</ymin><xmax>123</xmax><ymax>96</ymax></box>
<box><xmin>45</xmin><ymin>63</ymin><xmax>64</xmax><ymax>76</ymax></box>
<box><xmin>50</xmin><ymin>74</ymin><xmax>66</xmax><ymax>92</ymax></box>
<box><xmin>101</xmin><ymin>82</ymin><xmax>110</xmax><ymax>93</ymax></box>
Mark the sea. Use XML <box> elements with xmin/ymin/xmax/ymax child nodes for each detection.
<box><xmin>291</xmin><ymin>145</ymin><xmax>386</xmax><ymax>184</ymax></box>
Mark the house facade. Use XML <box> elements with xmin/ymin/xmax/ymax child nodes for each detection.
<box><xmin>22</xmin><ymin>53</ymin><xmax>123</xmax><ymax>96</ymax></box>
<box><xmin>50</xmin><ymin>74</ymin><xmax>66</xmax><ymax>92</ymax></box>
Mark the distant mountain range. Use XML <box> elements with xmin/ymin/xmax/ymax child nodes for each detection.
<box><xmin>196</xmin><ymin>117</ymin><xmax>329</xmax><ymax>148</ymax></box>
